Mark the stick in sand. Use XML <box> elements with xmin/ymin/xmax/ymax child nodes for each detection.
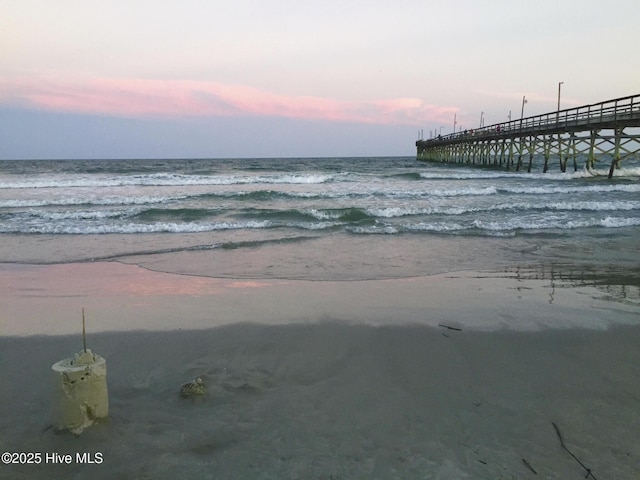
<box><xmin>438</xmin><ymin>323</ymin><xmax>462</xmax><ymax>331</ymax></box>
<box><xmin>82</xmin><ymin>307</ymin><xmax>87</xmax><ymax>353</ymax></box>
<box><xmin>522</xmin><ymin>458</ymin><xmax>537</xmax><ymax>475</ymax></box>
<box><xmin>551</xmin><ymin>422</ymin><xmax>598</xmax><ymax>480</ymax></box>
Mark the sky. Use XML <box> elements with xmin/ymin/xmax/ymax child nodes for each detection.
<box><xmin>1</xmin><ymin>0</ymin><xmax>639</xmax><ymax>159</ymax></box>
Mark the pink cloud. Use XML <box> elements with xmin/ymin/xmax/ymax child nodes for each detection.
<box><xmin>0</xmin><ymin>76</ymin><xmax>456</xmax><ymax>125</ymax></box>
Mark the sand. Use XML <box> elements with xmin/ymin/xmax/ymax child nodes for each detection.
<box><xmin>1</xmin><ymin>262</ymin><xmax>639</xmax><ymax>479</ymax></box>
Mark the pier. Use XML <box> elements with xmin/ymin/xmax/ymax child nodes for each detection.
<box><xmin>416</xmin><ymin>94</ymin><xmax>640</xmax><ymax>177</ymax></box>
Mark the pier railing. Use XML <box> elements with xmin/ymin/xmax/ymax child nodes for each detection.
<box><xmin>416</xmin><ymin>94</ymin><xmax>640</xmax><ymax>176</ymax></box>
<box><xmin>426</xmin><ymin>94</ymin><xmax>640</xmax><ymax>144</ymax></box>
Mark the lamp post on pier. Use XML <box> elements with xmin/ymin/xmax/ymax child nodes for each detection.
<box><xmin>519</xmin><ymin>96</ymin><xmax>527</xmax><ymax>130</ymax></box>
<box><xmin>557</xmin><ymin>82</ymin><xmax>564</xmax><ymax>111</ymax></box>
<box><xmin>556</xmin><ymin>81</ymin><xmax>564</xmax><ymax>123</ymax></box>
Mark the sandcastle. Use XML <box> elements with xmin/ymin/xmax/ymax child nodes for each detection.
<box><xmin>51</xmin><ymin>309</ymin><xmax>108</xmax><ymax>435</ymax></box>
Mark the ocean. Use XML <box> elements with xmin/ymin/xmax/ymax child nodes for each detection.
<box><xmin>1</xmin><ymin>156</ymin><xmax>639</xmax><ymax>283</ymax></box>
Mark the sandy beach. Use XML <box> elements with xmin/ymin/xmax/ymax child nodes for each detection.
<box><xmin>1</xmin><ymin>261</ymin><xmax>639</xmax><ymax>479</ymax></box>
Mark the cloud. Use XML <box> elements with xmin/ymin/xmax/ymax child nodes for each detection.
<box><xmin>0</xmin><ymin>75</ymin><xmax>456</xmax><ymax>126</ymax></box>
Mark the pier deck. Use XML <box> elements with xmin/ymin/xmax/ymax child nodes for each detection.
<box><xmin>416</xmin><ymin>94</ymin><xmax>640</xmax><ymax>177</ymax></box>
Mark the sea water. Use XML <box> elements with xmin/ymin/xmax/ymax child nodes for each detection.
<box><xmin>1</xmin><ymin>156</ymin><xmax>639</xmax><ymax>282</ymax></box>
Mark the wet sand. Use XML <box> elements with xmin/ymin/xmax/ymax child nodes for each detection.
<box><xmin>1</xmin><ymin>261</ymin><xmax>638</xmax><ymax>336</ymax></box>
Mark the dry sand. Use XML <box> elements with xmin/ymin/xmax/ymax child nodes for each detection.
<box><xmin>1</xmin><ymin>262</ymin><xmax>639</xmax><ymax>479</ymax></box>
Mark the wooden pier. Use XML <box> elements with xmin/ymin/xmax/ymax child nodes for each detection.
<box><xmin>416</xmin><ymin>94</ymin><xmax>640</xmax><ymax>177</ymax></box>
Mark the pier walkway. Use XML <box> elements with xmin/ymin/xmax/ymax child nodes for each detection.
<box><xmin>416</xmin><ymin>94</ymin><xmax>640</xmax><ymax>177</ymax></box>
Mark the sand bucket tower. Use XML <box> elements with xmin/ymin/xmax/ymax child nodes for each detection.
<box><xmin>51</xmin><ymin>309</ymin><xmax>108</xmax><ymax>434</ymax></box>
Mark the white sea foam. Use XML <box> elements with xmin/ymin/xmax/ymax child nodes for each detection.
<box><xmin>304</xmin><ymin>209</ymin><xmax>344</xmax><ymax>220</ymax></box>
<box><xmin>540</xmin><ymin>200</ymin><xmax>640</xmax><ymax>211</ymax></box>
<box><xmin>0</xmin><ymin>220</ymin><xmax>273</xmax><ymax>235</ymax></box>
<box><xmin>30</xmin><ymin>209</ymin><xmax>134</xmax><ymax>221</ymax></box>
<box><xmin>347</xmin><ymin>225</ymin><xmax>400</xmax><ymax>234</ymax></box>
<box><xmin>0</xmin><ymin>172</ymin><xmax>335</xmax><ymax>189</ymax></box>
<box><xmin>419</xmin><ymin>170</ymin><xmax>522</xmax><ymax>180</ymax></box>
<box><xmin>0</xmin><ymin>218</ymin><xmax>350</xmax><ymax>235</ymax></box>
<box><xmin>471</xmin><ymin>215</ymin><xmax>640</xmax><ymax>231</ymax></box>
<box><xmin>403</xmin><ymin>221</ymin><xmax>470</xmax><ymax>232</ymax></box>
<box><xmin>502</xmin><ymin>183</ymin><xmax>640</xmax><ymax>195</ymax></box>
<box><xmin>385</xmin><ymin>186</ymin><xmax>499</xmax><ymax>198</ymax></box>
<box><xmin>0</xmin><ymin>195</ymin><xmax>180</xmax><ymax>208</ymax></box>
<box><xmin>366</xmin><ymin>207</ymin><xmax>421</xmax><ymax>218</ymax></box>
<box><xmin>599</xmin><ymin>216</ymin><xmax>640</xmax><ymax>227</ymax></box>
<box><xmin>363</xmin><ymin>199</ymin><xmax>640</xmax><ymax>219</ymax></box>
<box><xmin>418</xmin><ymin>165</ymin><xmax>640</xmax><ymax>180</ymax></box>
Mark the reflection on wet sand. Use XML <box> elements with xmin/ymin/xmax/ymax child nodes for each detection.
<box><xmin>490</xmin><ymin>265</ymin><xmax>640</xmax><ymax>306</ymax></box>
<box><xmin>2</xmin><ymin>261</ymin><xmax>639</xmax><ymax>337</ymax></box>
